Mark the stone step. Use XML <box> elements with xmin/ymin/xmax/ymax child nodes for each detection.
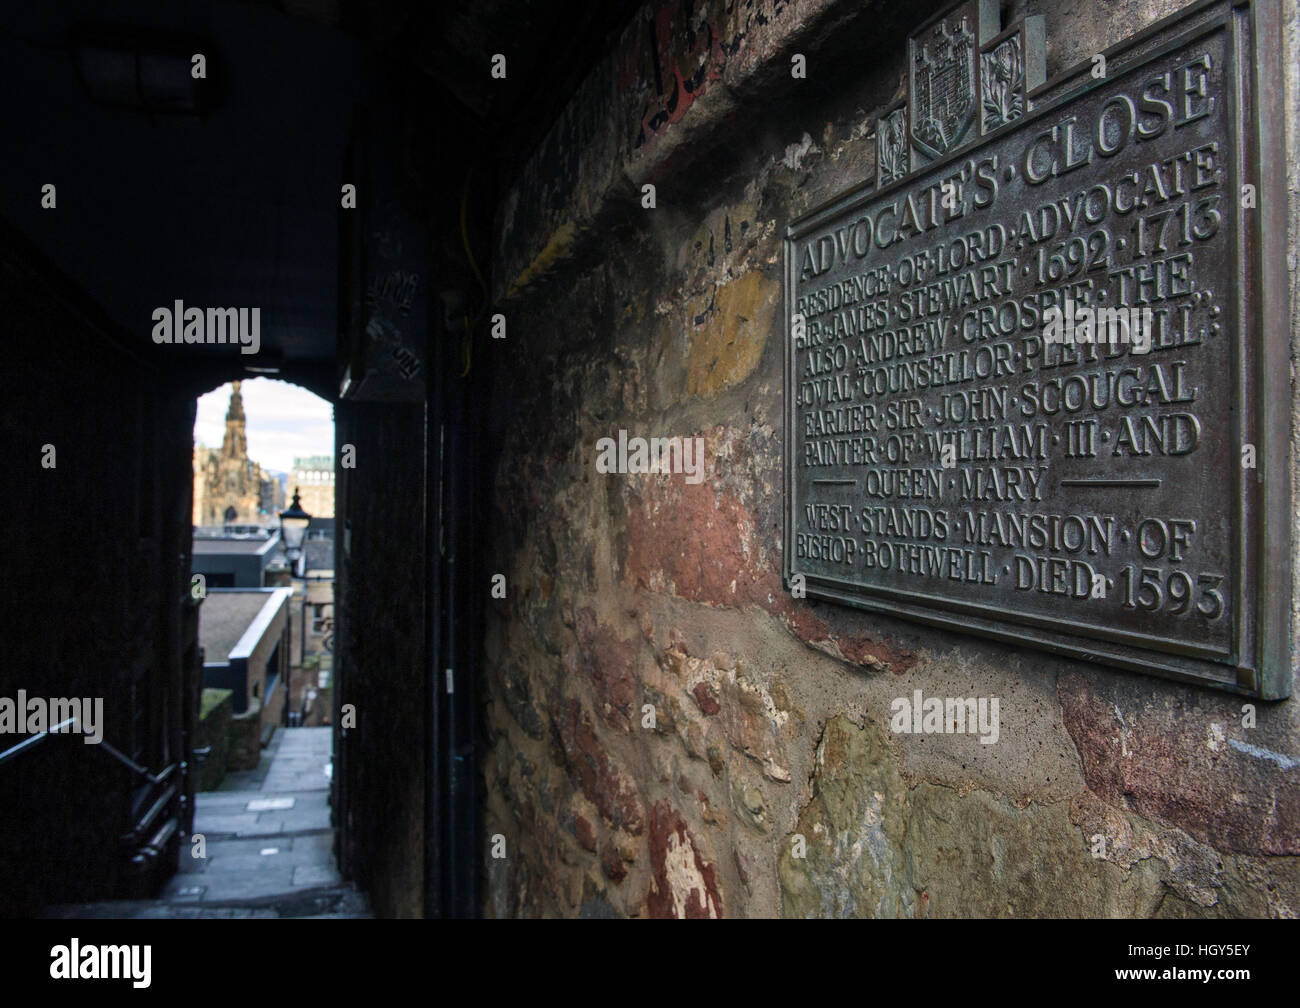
<box><xmin>178</xmin><ymin>831</ymin><xmax>336</xmax><ymax>876</ymax></box>
<box><xmin>192</xmin><ymin>789</ymin><xmax>332</xmax><ymax>839</ymax></box>
<box><xmin>164</xmin><ymin>822</ymin><xmax>343</xmax><ymax>905</ymax></box>
<box><xmin>46</xmin><ymin>885</ymin><xmax>372</xmax><ymax>919</ymax></box>
<box><xmin>195</xmin><ymin>789</ymin><xmax>329</xmax><ymax>813</ymax></box>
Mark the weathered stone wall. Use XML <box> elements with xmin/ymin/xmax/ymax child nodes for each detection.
<box><xmin>228</xmin><ymin>700</ymin><xmax>264</xmax><ymax>773</ymax></box>
<box><xmin>197</xmin><ymin>689</ymin><xmax>234</xmax><ymax>792</ymax></box>
<box><xmin>482</xmin><ymin>0</ymin><xmax>1300</xmax><ymax>917</ymax></box>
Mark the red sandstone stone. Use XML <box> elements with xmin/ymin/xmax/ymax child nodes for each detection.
<box><xmin>559</xmin><ymin>701</ymin><xmax>645</xmax><ymax>835</ymax></box>
<box><xmin>646</xmin><ymin>800</ymin><xmax>722</xmax><ymax>918</ymax></box>
<box><xmin>623</xmin><ymin>468</ymin><xmax>915</xmax><ymax>674</ymax></box>
<box><xmin>576</xmin><ymin>607</ymin><xmax>639</xmax><ymax>731</ymax></box>
<box><xmin>575</xmin><ymin>814</ymin><xmax>597</xmax><ymax>853</ymax></box>
<box><xmin>601</xmin><ymin>843</ymin><xmax>628</xmax><ymax>883</ymax></box>
<box><xmin>692</xmin><ymin>681</ymin><xmax>721</xmax><ymax>715</ymax></box>
<box><xmin>1059</xmin><ymin>672</ymin><xmax>1299</xmax><ymax>855</ymax></box>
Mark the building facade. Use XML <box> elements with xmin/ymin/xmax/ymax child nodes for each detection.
<box><xmin>193</xmin><ymin>382</ymin><xmax>283</xmax><ymax>527</ymax></box>
<box><xmin>291</xmin><ymin>454</ymin><xmax>334</xmax><ymax>518</ymax></box>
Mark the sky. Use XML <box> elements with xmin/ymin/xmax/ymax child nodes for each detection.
<box><xmin>194</xmin><ymin>378</ymin><xmax>333</xmax><ymax>474</ymax></box>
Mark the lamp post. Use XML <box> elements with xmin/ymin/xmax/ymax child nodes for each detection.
<box><xmin>278</xmin><ymin>489</ymin><xmax>311</xmax><ymax>726</ymax></box>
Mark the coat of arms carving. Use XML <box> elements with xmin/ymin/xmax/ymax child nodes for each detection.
<box><xmin>875</xmin><ymin>1</ymin><xmax>1044</xmax><ymax>189</ymax></box>
<box><xmin>909</xmin><ymin>10</ymin><xmax>978</xmax><ymax>159</ymax></box>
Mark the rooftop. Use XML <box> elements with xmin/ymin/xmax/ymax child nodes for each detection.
<box><xmin>200</xmin><ymin>590</ymin><xmax>287</xmax><ymax>662</ymax></box>
<box><xmin>194</xmin><ymin>535</ymin><xmax>281</xmax><ymax>556</ymax></box>
<box><xmin>194</xmin><ymin>525</ymin><xmax>274</xmax><ymax>538</ymax></box>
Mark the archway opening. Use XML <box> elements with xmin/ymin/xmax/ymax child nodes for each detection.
<box><xmin>179</xmin><ymin>377</ymin><xmax>348</xmax><ymax>911</ymax></box>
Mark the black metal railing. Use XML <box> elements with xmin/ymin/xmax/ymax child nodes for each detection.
<box><xmin>0</xmin><ymin>715</ymin><xmax>172</xmax><ymax>785</ymax></box>
<box><xmin>1</xmin><ymin>713</ymin><xmax>195</xmax><ymax>896</ymax></box>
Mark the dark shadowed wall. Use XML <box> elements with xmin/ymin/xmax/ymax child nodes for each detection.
<box><xmin>1</xmin><ymin>236</ymin><xmax>195</xmax><ymax>914</ymax></box>
<box><xmin>333</xmin><ymin>400</ymin><xmax>427</xmax><ymax>918</ymax></box>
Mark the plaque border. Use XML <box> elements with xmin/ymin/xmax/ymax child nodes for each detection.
<box><xmin>782</xmin><ymin>0</ymin><xmax>1292</xmax><ymax>699</ymax></box>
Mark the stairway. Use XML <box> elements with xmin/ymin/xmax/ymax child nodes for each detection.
<box><xmin>49</xmin><ymin>727</ymin><xmax>370</xmax><ymax>919</ymax></box>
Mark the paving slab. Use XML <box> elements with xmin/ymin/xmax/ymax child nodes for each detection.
<box><xmin>192</xmin><ymin>868</ymin><xmax>297</xmax><ymax>902</ymax></box>
<box><xmin>196</xmin><ymin>812</ymin><xmax>262</xmax><ymax>835</ymax></box>
<box><xmin>292</xmin><ymin>864</ymin><xmax>342</xmax><ymax>888</ymax></box>
<box><xmin>255</xmin><ymin>808</ymin><xmax>330</xmax><ymax>832</ymax></box>
<box><xmin>203</xmin><ymin>851</ymin><xmax>329</xmax><ymax>875</ymax></box>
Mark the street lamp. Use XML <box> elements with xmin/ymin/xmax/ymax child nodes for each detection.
<box><xmin>278</xmin><ymin>488</ymin><xmax>311</xmax><ymax>570</ymax></box>
<box><xmin>278</xmin><ymin>489</ymin><xmax>312</xmax><ymax>726</ymax></box>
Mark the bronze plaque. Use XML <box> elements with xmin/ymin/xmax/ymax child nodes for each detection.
<box><xmin>783</xmin><ymin>0</ymin><xmax>1291</xmax><ymax>698</ymax></box>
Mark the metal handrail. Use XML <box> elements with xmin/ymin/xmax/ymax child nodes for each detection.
<box><xmin>0</xmin><ymin>716</ymin><xmax>170</xmax><ymax>785</ymax></box>
<box><xmin>0</xmin><ymin>716</ymin><xmax>78</xmax><ymax>765</ymax></box>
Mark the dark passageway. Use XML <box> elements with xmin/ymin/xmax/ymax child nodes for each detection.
<box><xmin>1</xmin><ymin>0</ymin><xmax>639</xmax><ymax>920</ymax></box>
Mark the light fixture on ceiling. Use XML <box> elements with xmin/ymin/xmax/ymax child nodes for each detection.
<box><xmin>245</xmin><ymin>348</ymin><xmax>285</xmax><ymax>375</ymax></box>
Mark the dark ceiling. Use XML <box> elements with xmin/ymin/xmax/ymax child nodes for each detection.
<box><xmin>0</xmin><ymin>0</ymin><xmax>641</xmax><ymax>396</ymax></box>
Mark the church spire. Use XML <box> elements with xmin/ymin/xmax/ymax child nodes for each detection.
<box><xmin>226</xmin><ymin>380</ymin><xmax>245</xmax><ymax>423</ymax></box>
<box><xmin>220</xmin><ymin>381</ymin><xmax>247</xmax><ymax>460</ymax></box>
